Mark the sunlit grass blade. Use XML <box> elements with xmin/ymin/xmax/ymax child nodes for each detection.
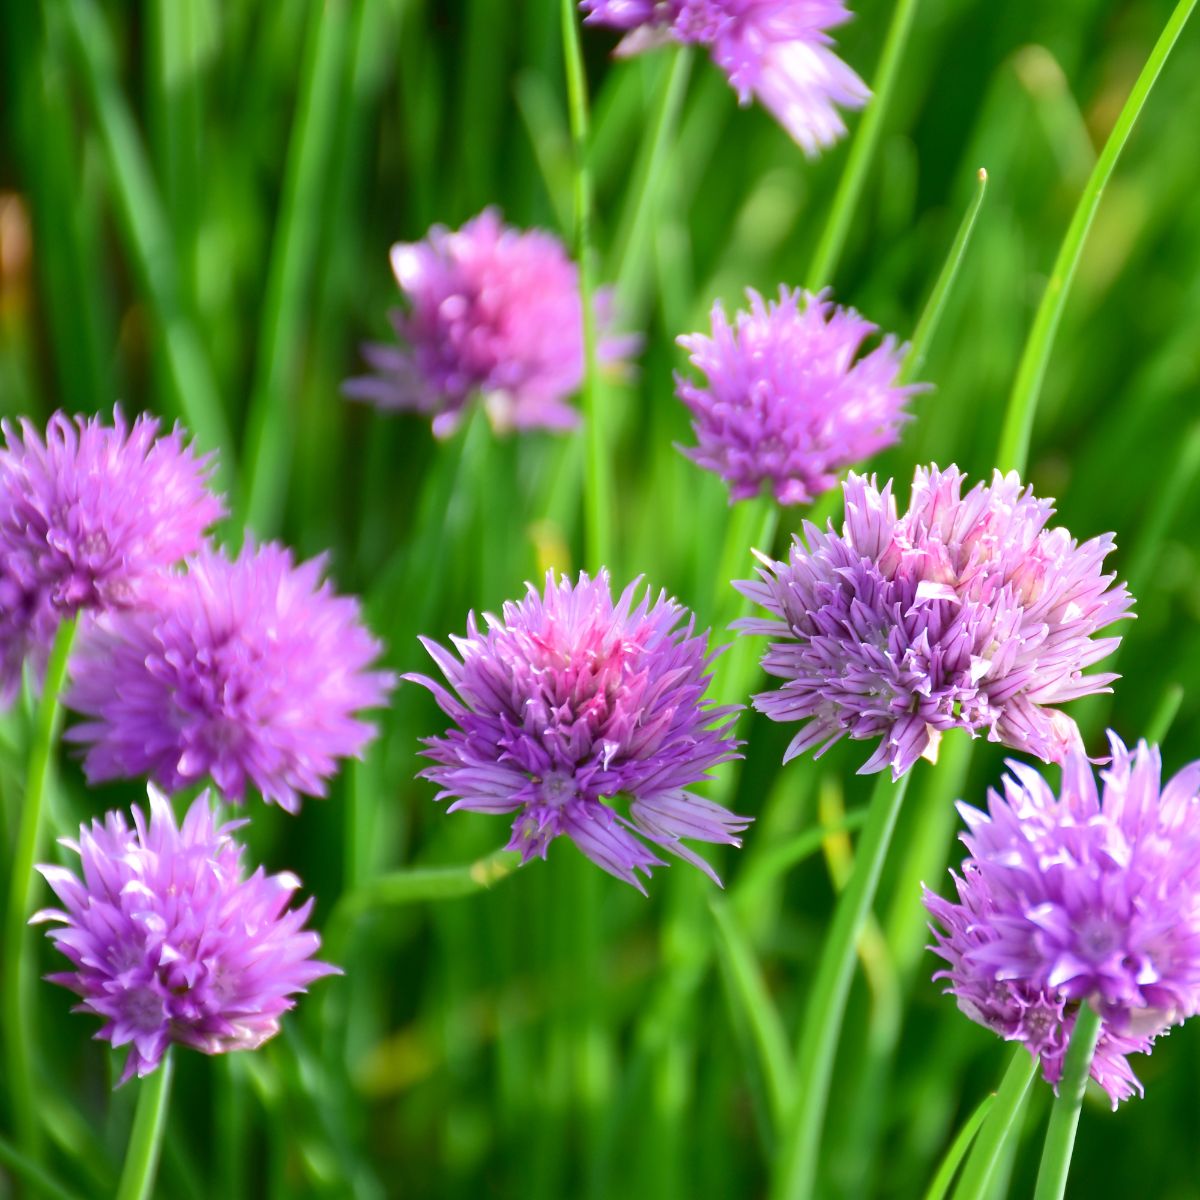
<box><xmin>952</xmin><ymin>1045</ymin><xmax>1039</xmax><ymax>1200</ymax></box>
<box><xmin>1146</xmin><ymin>683</ymin><xmax>1185</xmax><ymax>745</ymax></box>
<box><xmin>996</xmin><ymin>0</ymin><xmax>1197</xmax><ymax>474</ymax></box>
<box><xmin>60</xmin><ymin>0</ymin><xmax>233</xmax><ymax>479</ymax></box>
<box><xmin>771</xmin><ymin>770</ymin><xmax>912</xmax><ymax>1200</ymax></box>
<box><xmin>806</xmin><ymin>0</ymin><xmax>922</xmax><ymax>290</ymax></box>
<box><xmin>922</xmin><ymin>1093</ymin><xmax>995</xmax><ymax>1200</ymax></box>
<box><xmin>238</xmin><ymin>0</ymin><xmax>350</xmax><ymax>536</ymax></box>
<box><xmin>115</xmin><ymin>1050</ymin><xmax>174</xmax><ymax>1200</ymax></box>
<box><xmin>1032</xmin><ymin>1003</ymin><xmax>1102</xmax><ymax>1200</ymax></box>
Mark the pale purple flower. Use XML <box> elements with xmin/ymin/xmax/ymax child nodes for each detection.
<box><xmin>582</xmin><ymin>0</ymin><xmax>870</xmax><ymax>154</ymax></box>
<box><xmin>345</xmin><ymin>208</ymin><xmax>636</xmax><ymax>438</ymax></box>
<box><xmin>676</xmin><ymin>287</ymin><xmax>917</xmax><ymax>504</ymax></box>
<box><xmin>0</xmin><ymin>408</ymin><xmax>224</xmax><ymax>705</ymax></box>
<box><xmin>924</xmin><ymin>735</ymin><xmax>1200</xmax><ymax>1106</ymax></box>
<box><xmin>735</xmin><ymin>466</ymin><xmax>1133</xmax><ymax>778</ymax></box>
<box><xmin>64</xmin><ymin>542</ymin><xmax>394</xmax><ymax>813</ymax></box>
<box><xmin>32</xmin><ymin>787</ymin><xmax>337</xmax><ymax>1084</ymax></box>
<box><xmin>408</xmin><ymin>571</ymin><xmax>748</xmax><ymax>890</ymax></box>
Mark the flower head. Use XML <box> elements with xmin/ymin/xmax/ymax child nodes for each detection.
<box><xmin>735</xmin><ymin>466</ymin><xmax>1133</xmax><ymax>778</ymax></box>
<box><xmin>345</xmin><ymin>208</ymin><xmax>636</xmax><ymax>438</ymax></box>
<box><xmin>924</xmin><ymin>735</ymin><xmax>1200</xmax><ymax>1106</ymax></box>
<box><xmin>64</xmin><ymin>541</ymin><xmax>394</xmax><ymax>813</ymax></box>
<box><xmin>32</xmin><ymin>787</ymin><xmax>337</xmax><ymax>1083</ymax></box>
<box><xmin>0</xmin><ymin>408</ymin><xmax>224</xmax><ymax>705</ymax></box>
<box><xmin>408</xmin><ymin>571</ymin><xmax>748</xmax><ymax>890</ymax></box>
<box><xmin>582</xmin><ymin>0</ymin><xmax>870</xmax><ymax>154</ymax></box>
<box><xmin>676</xmin><ymin>287</ymin><xmax>917</xmax><ymax>504</ymax></box>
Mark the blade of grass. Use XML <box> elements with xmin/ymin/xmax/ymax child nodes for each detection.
<box><xmin>922</xmin><ymin>1094</ymin><xmax>995</xmax><ymax>1200</ymax></box>
<box><xmin>996</xmin><ymin>0</ymin><xmax>1197</xmax><ymax>474</ymax></box>
<box><xmin>0</xmin><ymin>1134</ymin><xmax>85</xmax><ymax>1200</ymax></box>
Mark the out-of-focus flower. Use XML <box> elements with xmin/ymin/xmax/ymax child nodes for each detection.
<box><xmin>64</xmin><ymin>542</ymin><xmax>394</xmax><ymax>813</ymax></box>
<box><xmin>0</xmin><ymin>408</ymin><xmax>224</xmax><ymax>705</ymax></box>
<box><xmin>676</xmin><ymin>287</ymin><xmax>917</xmax><ymax>504</ymax></box>
<box><xmin>344</xmin><ymin>208</ymin><xmax>636</xmax><ymax>438</ymax></box>
<box><xmin>582</xmin><ymin>0</ymin><xmax>869</xmax><ymax>154</ymax></box>
<box><xmin>924</xmin><ymin>735</ymin><xmax>1200</xmax><ymax>1106</ymax></box>
<box><xmin>735</xmin><ymin>466</ymin><xmax>1133</xmax><ymax>778</ymax></box>
<box><xmin>32</xmin><ymin>787</ymin><xmax>337</xmax><ymax>1084</ymax></box>
<box><xmin>408</xmin><ymin>570</ymin><xmax>748</xmax><ymax>890</ymax></box>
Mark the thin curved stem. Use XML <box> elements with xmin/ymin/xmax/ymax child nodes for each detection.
<box><xmin>115</xmin><ymin>1050</ymin><xmax>175</xmax><ymax>1200</ymax></box>
<box><xmin>2</xmin><ymin>614</ymin><xmax>78</xmax><ymax>1159</ymax></box>
<box><xmin>996</xmin><ymin>0</ymin><xmax>1196</xmax><ymax>475</ymax></box>
<box><xmin>923</xmin><ymin>1093</ymin><xmax>995</xmax><ymax>1200</ymax></box>
<box><xmin>1033</xmin><ymin>1003</ymin><xmax>1103</xmax><ymax>1200</ymax></box>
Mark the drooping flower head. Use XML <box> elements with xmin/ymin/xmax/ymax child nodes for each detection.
<box><xmin>344</xmin><ymin>208</ymin><xmax>636</xmax><ymax>438</ymax></box>
<box><xmin>0</xmin><ymin>408</ymin><xmax>224</xmax><ymax>705</ymax></box>
<box><xmin>64</xmin><ymin>541</ymin><xmax>394</xmax><ymax>813</ymax></box>
<box><xmin>582</xmin><ymin>0</ymin><xmax>870</xmax><ymax>154</ymax></box>
<box><xmin>735</xmin><ymin>466</ymin><xmax>1133</xmax><ymax>778</ymax></box>
<box><xmin>924</xmin><ymin>735</ymin><xmax>1200</xmax><ymax>1106</ymax></box>
<box><xmin>676</xmin><ymin>287</ymin><xmax>918</xmax><ymax>505</ymax></box>
<box><xmin>32</xmin><ymin>787</ymin><xmax>337</xmax><ymax>1084</ymax></box>
<box><xmin>408</xmin><ymin>571</ymin><xmax>749</xmax><ymax>890</ymax></box>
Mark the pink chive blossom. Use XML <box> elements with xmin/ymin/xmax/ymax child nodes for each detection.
<box><xmin>407</xmin><ymin>570</ymin><xmax>749</xmax><ymax>891</ymax></box>
<box><xmin>582</xmin><ymin>0</ymin><xmax>870</xmax><ymax>155</ymax></box>
<box><xmin>64</xmin><ymin>541</ymin><xmax>394</xmax><ymax>814</ymax></box>
<box><xmin>924</xmin><ymin>735</ymin><xmax>1200</xmax><ymax>1106</ymax></box>
<box><xmin>735</xmin><ymin>466</ymin><xmax>1133</xmax><ymax>778</ymax></box>
<box><xmin>32</xmin><ymin>787</ymin><xmax>337</xmax><ymax>1084</ymax></box>
<box><xmin>344</xmin><ymin>208</ymin><xmax>637</xmax><ymax>438</ymax></box>
<box><xmin>0</xmin><ymin>408</ymin><xmax>224</xmax><ymax>705</ymax></box>
<box><xmin>676</xmin><ymin>287</ymin><xmax>918</xmax><ymax>505</ymax></box>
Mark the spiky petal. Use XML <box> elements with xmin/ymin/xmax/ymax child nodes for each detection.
<box><xmin>735</xmin><ymin>466</ymin><xmax>1133</xmax><ymax>778</ymax></box>
<box><xmin>408</xmin><ymin>570</ymin><xmax>748</xmax><ymax>890</ymax></box>
<box><xmin>32</xmin><ymin>787</ymin><xmax>337</xmax><ymax>1084</ymax></box>
<box><xmin>64</xmin><ymin>542</ymin><xmax>394</xmax><ymax>813</ymax></box>
<box><xmin>924</xmin><ymin>735</ymin><xmax>1200</xmax><ymax>1106</ymax></box>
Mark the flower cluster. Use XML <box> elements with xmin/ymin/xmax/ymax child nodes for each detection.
<box><xmin>33</xmin><ymin>788</ymin><xmax>337</xmax><ymax>1083</ymax></box>
<box><xmin>925</xmin><ymin>736</ymin><xmax>1200</xmax><ymax>1106</ymax></box>
<box><xmin>676</xmin><ymin>287</ymin><xmax>917</xmax><ymax>504</ymax></box>
<box><xmin>0</xmin><ymin>409</ymin><xmax>223</xmax><ymax>704</ymax></box>
<box><xmin>582</xmin><ymin>0</ymin><xmax>869</xmax><ymax>154</ymax></box>
<box><xmin>65</xmin><ymin>541</ymin><xmax>394</xmax><ymax>814</ymax></box>
<box><xmin>345</xmin><ymin>208</ymin><xmax>636</xmax><ymax>437</ymax></box>
<box><xmin>736</xmin><ymin>465</ymin><xmax>1132</xmax><ymax>777</ymax></box>
<box><xmin>408</xmin><ymin>571</ymin><xmax>748</xmax><ymax>889</ymax></box>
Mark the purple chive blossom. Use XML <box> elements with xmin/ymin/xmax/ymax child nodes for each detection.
<box><xmin>676</xmin><ymin>287</ymin><xmax>918</xmax><ymax>505</ymax></box>
<box><xmin>924</xmin><ymin>734</ymin><xmax>1200</xmax><ymax>1106</ymax></box>
<box><xmin>407</xmin><ymin>570</ymin><xmax>749</xmax><ymax>890</ymax></box>
<box><xmin>64</xmin><ymin>541</ymin><xmax>394</xmax><ymax>814</ymax></box>
<box><xmin>735</xmin><ymin>466</ymin><xmax>1133</xmax><ymax>778</ymax></box>
<box><xmin>32</xmin><ymin>787</ymin><xmax>337</xmax><ymax>1084</ymax></box>
<box><xmin>0</xmin><ymin>408</ymin><xmax>224</xmax><ymax>705</ymax></box>
<box><xmin>344</xmin><ymin>208</ymin><xmax>637</xmax><ymax>438</ymax></box>
<box><xmin>582</xmin><ymin>0</ymin><xmax>870</xmax><ymax>155</ymax></box>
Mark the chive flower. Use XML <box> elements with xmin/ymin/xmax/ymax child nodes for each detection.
<box><xmin>345</xmin><ymin>208</ymin><xmax>636</xmax><ymax>437</ymax></box>
<box><xmin>64</xmin><ymin>541</ymin><xmax>394</xmax><ymax>813</ymax></box>
<box><xmin>676</xmin><ymin>287</ymin><xmax>917</xmax><ymax>504</ymax></box>
<box><xmin>924</xmin><ymin>735</ymin><xmax>1200</xmax><ymax>1106</ymax></box>
<box><xmin>0</xmin><ymin>408</ymin><xmax>224</xmax><ymax>705</ymax></box>
<box><xmin>582</xmin><ymin>0</ymin><xmax>869</xmax><ymax>154</ymax></box>
<box><xmin>408</xmin><ymin>571</ymin><xmax>748</xmax><ymax>890</ymax></box>
<box><xmin>32</xmin><ymin>787</ymin><xmax>337</xmax><ymax>1084</ymax></box>
<box><xmin>735</xmin><ymin>466</ymin><xmax>1133</xmax><ymax>777</ymax></box>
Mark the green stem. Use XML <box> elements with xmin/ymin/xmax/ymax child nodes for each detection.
<box><xmin>806</xmin><ymin>0</ymin><xmax>921</xmax><ymax>290</ymax></box>
<box><xmin>901</xmin><ymin>168</ymin><xmax>989</xmax><ymax>385</ymax></box>
<box><xmin>115</xmin><ymin>1050</ymin><xmax>175</xmax><ymax>1200</ymax></box>
<box><xmin>560</xmin><ymin>0</ymin><xmax>607</xmax><ymax>572</ymax></box>
<box><xmin>923</xmin><ymin>1093</ymin><xmax>995</xmax><ymax>1200</ymax></box>
<box><xmin>2</xmin><ymin>614</ymin><xmax>77</xmax><ymax>1160</ymax></box>
<box><xmin>238</xmin><ymin>0</ymin><xmax>349</xmax><ymax>536</ymax></box>
<box><xmin>995</xmin><ymin>0</ymin><xmax>1197</xmax><ymax>474</ymax></box>
<box><xmin>770</xmin><ymin>770</ymin><xmax>912</xmax><ymax>1200</ymax></box>
<box><xmin>952</xmin><ymin>1046</ymin><xmax>1039</xmax><ymax>1200</ymax></box>
<box><xmin>1032</xmin><ymin>1004</ymin><xmax>1103</xmax><ymax>1200</ymax></box>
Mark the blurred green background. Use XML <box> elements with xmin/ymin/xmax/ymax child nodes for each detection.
<box><xmin>2</xmin><ymin>0</ymin><xmax>1200</xmax><ymax>1196</ymax></box>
